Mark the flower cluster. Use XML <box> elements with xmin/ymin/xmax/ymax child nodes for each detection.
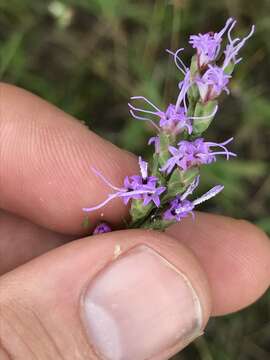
<box><xmin>84</xmin><ymin>19</ymin><xmax>254</xmax><ymax>232</ymax></box>
<box><xmin>190</xmin><ymin>18</ymin><xmax>254</xmax><ymax>102</ymax></box>
<box><xmin>161</xmin><ymin>137</ymin><xmax>236</xmax><ymax>174</ymax></box>
<box><xmin>163</xmin><ymin>176</ymin><xmax>224</xmax><ymax>222</ymax></box>
<box><xmin>83</xmin><ymin>157</ymin><xmax>166</xmax><ymax>214</ymax></box>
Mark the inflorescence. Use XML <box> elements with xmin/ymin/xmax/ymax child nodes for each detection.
<box><xmin>85</xmin><ymin>18</ymin><xmax>254</xmax><ymax>233</ymax></box>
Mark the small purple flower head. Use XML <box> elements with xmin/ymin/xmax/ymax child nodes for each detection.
<box><xmin>161</xmin><ymin>137</ymin><xmax>236</xmax><ymax>174</ymax></box>
<box><xmin>189</xmin><ymin>18</ymin><xmax>234</xmax><ymax>68</ymax></box>
<box><xmin>93</xmin><ymin>222</ymin><xmax>112</xmax><ymax>235</ymax></box>
<box><xmin>123</xmin><ymin>158</ymin><xmax>166</xmax><ymax>206</ymax></box>
<box><xmin>129</xmin><ymin>78</ymin><xmax>216</xmax><ymax>137</ymax></box>
<box><xmin>163</xmin><ymin>176</ymin><xmax>224</xmax><ymax>222</ymax></box>
<box><xmin>196</xmin><ymin>65</ymin><xmax>231</xmax><ymax>102</ymax></box>
<box><xmin>163</xmin><ymin>198</ymin><xmax>195</xmax><ymax>221</ymax></box>
<box><xmin>190</xmin><ymin>19</ymin><xmax>254</xmax><ymax>102</ymax></box>
<box><xmin>122</xmin><ymin>157</ymin><xmax>163</xmax><ymax>205</ymax></box>
<box><xmin>159</xmin><ymin>104</ymin><xmax>193</xmax><ymax>135</ymax></box>
<box><xmin>128</xmin><ymin>97</ymin><xmax>192</xmax><ymax>135</ymax></box>
<box><xmin>83</xmin><ymin>157</ymin><xmax>166</xmax><ymax>213</ymax></box>
<box><xmin>189</xmin><ymin>33</ymin><xmax>220</xmax><ymax>68</ymax></box>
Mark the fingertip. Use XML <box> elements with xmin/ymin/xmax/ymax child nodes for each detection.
<box><xmin>83</xmin><ymin>232</ymin><xmax>211</xmax><ymax>359</ymax></box>
<box><xmin>167</xmin><ymin>213</ymin><xmax>270</xmax><ymax>315</ymax></box>
<box><xmin>1</xmin><ymin>229</ymin><xmax>212</xmax><ymax>359</ymax></box>
<box><xmin>0</xmin><ymin>83</ymin><xmax>138</xmax><ymax>234</ymax></box>
<box><xmin>221</xmin><ymin>218</ymin><xmax>270</xmax><ymax>311</ymax></box>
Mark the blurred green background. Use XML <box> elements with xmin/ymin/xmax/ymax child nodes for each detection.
<box><xmin>0</xmin><ymin>0</ymin><xmax>269</xmax><ymax>358</ymax></box>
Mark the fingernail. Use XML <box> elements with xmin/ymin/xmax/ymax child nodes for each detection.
<box><xmin>83</xmin><ymin>245</ymin><xmax>203</xmax><ymax>360</ymax></box>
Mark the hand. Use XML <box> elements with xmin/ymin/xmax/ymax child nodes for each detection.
<box><xmin>0</xmin><ymin>83</ymin><xmax>269</xmax><ymax>360</ymax></box>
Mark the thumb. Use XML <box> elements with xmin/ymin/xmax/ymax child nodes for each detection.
<box><xmin>0</xmin><ymin>229</ymin><xmax>211</xmax><ymax>360</ymax></box>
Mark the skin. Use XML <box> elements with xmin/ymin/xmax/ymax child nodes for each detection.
<box><xmin>0</xmin><ymin>83</ymin><xmax>269</xmax><ymax>359</ymax></box>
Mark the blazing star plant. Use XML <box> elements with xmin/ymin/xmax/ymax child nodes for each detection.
<box><xmin>84</xmin><ymin>18</ymin><xmax>255</xmax><ymax>234</ymax></box>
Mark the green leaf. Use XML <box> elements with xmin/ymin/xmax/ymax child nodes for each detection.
<box><xmin>192</xmin><ymin>100</ymin><xmax>218</xmax><ymax>135</ymax></box>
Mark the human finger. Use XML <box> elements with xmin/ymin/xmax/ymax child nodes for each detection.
<box><xmin>167</xmin><ymin>212</ymin><xmax>270</xmax><ymax>316</ymax></box>
<box><xmin>0</xmin><ymin>229</ymin><xmax>211</xmax><ymax>360</ymax></box>
<box><xmin>0</xmin><ymin>83</ymin><xmax>138</xmax><ymax>235</ymax></box>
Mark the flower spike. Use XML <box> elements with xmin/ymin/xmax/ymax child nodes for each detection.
<box><xmin>84</xmin><ymin>18</ymin><xmax>253</xmax><ymax>232</ymax></box>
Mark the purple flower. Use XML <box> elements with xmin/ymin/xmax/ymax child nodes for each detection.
<box><xmin>128</xmin><ymin>97</ymin><xmax>192</xmax><ymax>135</ymax></box>
<box><xmin>159</xmin><ymin>104</ymin><xmax>193</xmax><ymax>134</ymax></box>
<box><xmin>189</xmin><ymin>18</ymin><xmax>255</xmax><ymax>71</ymax></box>
<box><xmin>93</xmin><ymin>223</ymin><xmax>112</xmax><ymax>235</ymax></box>
<box><xmin>163</xmin><ymin>176</ymin><xmax>224</xmax><ymax>221</ymax></box>
<box><xmin>189</xmin><ymin>18</ymin><xmax>234</xmax><ymax>68</ymax></box>
<box><xmin>190</xmin><ymin>19</ymin><xmax>254</xmax><ymax>102</ymax></box>
<box><xmin>129</xmin><ymin>92</ymin><xmax>217</xmax><ymax>136</ymax></box>
<box><xmin>196</xmin><ymin>65</ymin><xmax>231</xmax><ymax>102</ymax></box>
<box><xmin>83</xmin><ymin>157</ymin><xmax>166</xmax><ymax>213</ymax></box>
<box><xmin>161</xmin><ymin>137</ymin><xmax>236</xmax><ymax>174</ymax></box>
<box><xmin>129</xmin><ymin>51</ymin><xmax>196</xmax><ymax>135</ymax></box>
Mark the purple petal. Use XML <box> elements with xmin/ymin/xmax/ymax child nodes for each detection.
<box><xmin>83</xmin><ymin>193</ymin><xmax>121</xmax><ymax>212</ymax></box>
<box><xmin>152</xmin><ymin>195</ymin><xmax>160</xmax><ymax>207</ymax></box>
<box><xmin>131</xmin><ymin>96</ymin><xmax>162</xmax><ymax>112</ymax></box>
<box><xmin>193</xmin><ymin>185</ymin><xmax>224</xmax><ymax>206</ymax></box>
<box><xmin>91</xmin><ymin>167</ymin><xmax>124</xmax><ymax>192</ymax></box>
